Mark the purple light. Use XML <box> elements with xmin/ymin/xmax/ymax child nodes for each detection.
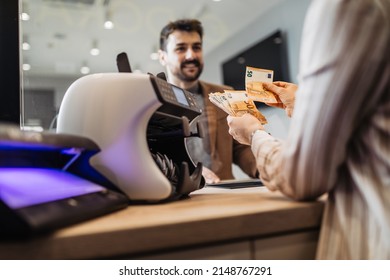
<box><xmin>0</xmin><ymin>168</ymin><xmax>105</xmax><ymax>209</ymax></box>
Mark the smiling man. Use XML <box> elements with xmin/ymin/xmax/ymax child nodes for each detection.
<box><xmin>158</xmin><ymin>19</ymin><xmax>258</xmax><ymax>184</ymax></box>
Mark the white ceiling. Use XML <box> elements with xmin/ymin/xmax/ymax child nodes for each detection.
<box><xmin>21</xmin><ymin>0</ymin><xmax>283</xmax><ymax>78</ymax></box>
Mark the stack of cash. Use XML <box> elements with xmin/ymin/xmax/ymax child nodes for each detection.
<box><xmin>209</xmin><ymin>90</ymin><xmax>268</xmax><ymax>124</ymax></box>
<box><xmin>208</xmin><ymin>66</ymin><xmax>280</xmax><ymax>125</ymax></box>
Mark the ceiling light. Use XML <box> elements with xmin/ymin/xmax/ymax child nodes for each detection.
<box><xmin>80</xmin><ymin>61</ymin><xmax>90</xmax><ymax>75</ymax></box>
<box><xmin>150</xmin><ymin>52</ymin><xmax>159</xmax><ymax>60</ymax></box>
<box><xmin>21</xmin><ymin>12</ymin><xmax>30</xmax><ymax>21</ymax></box>
<box><xmin>21</xmin><ymin>3</ymin><xmax>30</xmax><ymax>21</ymax></box>
<box><xmin>150</xmin><ymin>45</ymin><xmax>159</xmax><ymax>60</ymax></box>
<box><xmin>90</xmin><ymin>39</ymin><xmax>100</xmax><ymax>56</ymax></box>
<box><xmin>80</xmin><ymin>66</ymin><xmax>90</xmax><ymax>74</ymax></box>
<box><xmin>22</xmin><ymin>35</ymin><xmax>31</xmax><ymax>51</ymax></box>
<box><xmin>90</xmin><ymin>48</ymin><xmax>100</xmax><ymax>56</ymax></box>
<box><xmin>23</xmin><ymin>63</ymin><xmax>31</xmax><ymax>71</ymax></box>
<box><xmin>22</xmin><ymin>55</ymin><xmax>31</xmax><ymax>71</ymax></box>
<box><xmin>104</xmin><ymin>10</ymin><xmax>114</xmax><ymax>29</ymax></box>
<box><xmin>22</xmin><ymin>42</ymin><xmax>31</xmax><ymax>51</ymax></box>
<box><xmin>104</xmin><ymin>20</ymin><xmax>114</xmax><ymax>29</ymax></box>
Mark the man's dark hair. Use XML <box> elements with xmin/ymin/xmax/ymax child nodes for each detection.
<box><xmin>159</xmin><ymin>19</ymin><xmax>203</xmax><ymax>51</ymax></box>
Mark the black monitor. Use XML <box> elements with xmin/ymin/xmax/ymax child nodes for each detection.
<box><xmin>0</xmin><ymin>1</ymin><xmax>20</xmax><ymax>125</ymax></box>
<box><xmin>222</xmin><ymin>30</ymin><xmax>290</xmax><ymax>91</ymax></box>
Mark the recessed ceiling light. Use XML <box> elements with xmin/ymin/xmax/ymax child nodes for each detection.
<box><xmin>23</xmin><ymin>63</ymin><xmax>31</xmax><ymax>71</ymax></box>
<box><xmin>104</xmin><ymin>20</ymin><xmax>114</xmax><ymax>29</ymax></box>
<box><xmin>90</xmin><ymin>39</ymin><xmax>100</xmax><ymax>56</ymax></box>
<box><xmin>21</xmin><ymin>12</ymin><xmax>30</xmax><ymax>21</ymax></box>
<box><xmin>80</xmin><ymin>66</ymin><xmax>90</xmax><ymax>74</ymax></box>
<box><xmin>104</xmin><ymin>9</ymin><xmax>114</xmax><ymax>29</ymax></box>
<box><xmin>150</xmin><ymin>52</ymin><xmax>159</xmax><ymax>60</ymax></box>
<box><xmin>90</xmin><ymin>48</ymin><xmax>100</xmax><ymax>56</ymax></box>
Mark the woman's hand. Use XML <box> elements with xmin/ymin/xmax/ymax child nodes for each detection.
<box><xmin>263</xmin><ymin>81</ymin><xmax>297</xmax><ymax>117</ymax></box>
<box><xmin>227</xmin><ymin>113</ymin><xmax>264</xmax><ymax>145</ymax></box>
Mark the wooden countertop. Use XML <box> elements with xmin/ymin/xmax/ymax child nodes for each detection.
<box><xmin>0</xmin><ymin>186</ymin><xmax>324</xmax><ymax>259</ymax></box>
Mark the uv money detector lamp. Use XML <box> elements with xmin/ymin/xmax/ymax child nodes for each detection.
<box><xmin>0</xmin><ymin>125</ymin><xmax>129</xmax><ymax>236</ymax></box>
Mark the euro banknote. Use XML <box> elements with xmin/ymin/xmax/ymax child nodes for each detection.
<box><xmin>245</xmin><ymin>66</ymin><xmax>282</xmax><ymax>104</ymax></box>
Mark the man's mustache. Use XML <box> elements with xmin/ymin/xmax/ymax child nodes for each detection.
<box><xmin>181</xmin><ymin>60</ymin><xmax>201</xmax><ymax>68</ymax></box>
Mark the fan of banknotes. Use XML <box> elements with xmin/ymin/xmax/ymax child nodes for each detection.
<box><xmin>209</xmin><ymin>66</ymin><xmax>282</xmax><ymax>125</ymax></box>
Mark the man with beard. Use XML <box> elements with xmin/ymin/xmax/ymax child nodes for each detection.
<box><xmin>158</xmin><ymin>19</ymin><xmax>258</xmax><ymax>184</ymax></box>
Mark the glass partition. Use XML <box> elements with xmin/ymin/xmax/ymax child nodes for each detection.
<box><xmin>20</xmin><ymin>0</ymin><xmax>283</xmax><ymax>132</ymax></box>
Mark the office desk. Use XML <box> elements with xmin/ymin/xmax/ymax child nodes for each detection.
<box><xmin>0</xmin><ymin>186</ymin><xmax>324</xmax><ymax>260</ymax></box>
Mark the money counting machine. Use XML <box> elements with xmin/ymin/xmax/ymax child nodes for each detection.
<box><xmin>56</xmin><ymin>71</ymin><xmax>205</xmax><ymax>201</ymax></box>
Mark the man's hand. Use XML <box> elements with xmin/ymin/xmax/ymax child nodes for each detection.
<box><xmin>263</xmin><ymin>81</ymin><xmax>297</xmax><ymax>117</ymax></box>
<box><xmin>202</xmin><ymin>166</ymin><xmax>220</xmax><ymax>184</ymax></box>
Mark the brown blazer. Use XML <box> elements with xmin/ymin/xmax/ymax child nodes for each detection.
<box><xmin>199</xmin><ymin>81</ymin><xmax>258</xmax><ymax>179</ymax></box>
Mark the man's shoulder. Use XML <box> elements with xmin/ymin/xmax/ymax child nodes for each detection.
<box><xmin>199</xmin><ymin>80</ymin><xmax>233</xmax><ymax>93</ymax></box>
